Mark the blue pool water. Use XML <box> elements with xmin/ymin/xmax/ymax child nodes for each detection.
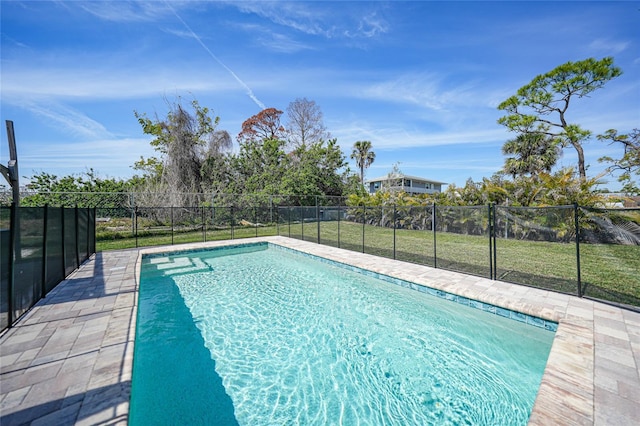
<box><xmin>130</xmin><ymin>243</ymin><xmax>555</xmax><ymax>425</ymax></box>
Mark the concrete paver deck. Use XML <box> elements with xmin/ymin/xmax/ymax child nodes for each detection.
<box><xmin>1</xmin><ymin>249</ymin><xmax>137</xmax><ymax>426</ymax></box>
<box><xmin>1</xmin><ymin>236</ymin><xmax>639</xmax><ymax>425</ymax></box>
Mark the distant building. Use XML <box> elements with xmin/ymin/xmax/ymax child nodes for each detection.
<box><xmin>364</xmin><ymin>173</ymin><xmax>446</xmax><ymax>195</ymax></box>
<box><xmin>602</xmin><ymin>193</ymin><xmax>640</xmax><ymax>208</ymax></box>
<box><xmin>626</xmin><ymin>196</ymin><xmax>640</xmax><ymax>208</ymax></box>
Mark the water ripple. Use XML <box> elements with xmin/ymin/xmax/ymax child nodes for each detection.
<box><xmin>146</xmin><ymin>248</ymin><xmax>553</xmax><ymax>425</ymax></box>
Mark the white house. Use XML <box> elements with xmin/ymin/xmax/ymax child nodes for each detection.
<box><xmin>364</xmin><ymin>173</ymin><xmax>446</xmax><ymax>195</ymax></box>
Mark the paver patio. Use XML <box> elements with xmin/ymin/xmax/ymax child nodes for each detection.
<box><xmin>1</xmin><ymin>236</ymin><xmax>639</xmax><ymax>425</ymax></box>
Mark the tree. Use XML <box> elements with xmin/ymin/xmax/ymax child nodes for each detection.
<box><xmin>134</xmin><ymin>98</ymin><xmax>227</xmax><ymax>206</ymax></box>
<box><xmin>536</xmin><ymin>168</ymin><xmax>607</xmax><ymax>207</ymax></box>
<box><xmin>232</xmin><ymin>109</ymin><xmax>287</xmax><ymax>195</ymax></box>
<box><xmin>237</xmin><ymin>107</ymin><xmax>286</xmax><ymax>144</ymax></box>
<box><xmin>132</xmin><ymin>156</ymin><xmax>163</xmax><ymax>184</ymax></box>
<box><xmin>597</xmin><ymin>128</ymin><xmax>640</xmax><ymax>195</ymax></box>
<box><xmin>498</xmin><ymin>57</ymin><xmax>622</xmax><ymax>180</ymax></box>
<box><xmin>502</xmin><ymin>132</ymin><xmax>560</xmax><ymax>178</ymax></box>
<box><xmin>286</xmin><ymin>98</ymin><xmax>329</xmax><ymax>148</ymax></box>
<box><xmin>379</xmin><ymin>162</ymin><xmax>404</xmax><ymax>194</ymax></box>
<box><xmin>22</xmin><ymin>169</ymin><xmax>130</xmax><ymax>207</ymax></box>
<box><xmin>200</xmin><ymin>130</ymin><xmax>233</xmax><ymax>193</ymax></box>
<box><xmin>221</xmin><ymin>106</ymin><xmax>353</xmax><ymax>200</ymax></box>
<box><xmin>282</xmin><ymin>139</ymin><xmax>349</xmax><ymax>203</ymax></box>
<box><xmin>350</xmin><ymin>140</ymin><xmax>376</xmax><ymax>185</ymax></box>
<box><xmin>230</xmin><ymin>137</ymin><xmax>289</xmax><ymax>195</ymax></box>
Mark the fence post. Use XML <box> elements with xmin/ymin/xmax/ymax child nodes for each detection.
<box><xmin>362</xmin><ymin>205</ymin><xmax>366</xmax><ymax>253</ymax></box>
<box><xmin>492</xmin><ymin>204</ymin><xmax>497</xmax><ymax>280</ymax></box>
<box><xmin>575</xmin><ymin>203</ymin><xmax>583</xmax><ymax>297</ymax></box>
<box><xmin>231</xmin><ymin>205</ymin><xmax>235</xmax><ymax>240</ymax></box>
<box><xmin>488</xmin><ymin>204</ymin><xmax>494</xmax><ymax>280</ymax></box>
<box><xmin>393</xmin><ymin>204</ymin><xmax>396</xmax><ymax>260</ymax></box>
<box><xmin>212</xmin><ymin>206</ymin><xmax>217</xmax><ymax>239</ymax></box>
<box><xmin>255</xmin><ymin>206</ymin><xmax>258</xmax><ymax>237</ymax></box>
<box><xmin>85</xmin><ymin>207</ymin><xmax>90</xmax><ymax>260</ymax></box>
<box><xmin>91</xmin><ymin>207</ymin><xmax>96</xmax><ymax>255</ymax></box>
<box><xmin>7</xmin><ymin>202</ymin><xmax>16</xmax><ymax>328</ymax></box>
<box><xmin>61</xmin><ymin>206</ymin><xmax>66</xmax><ymax>275</ymax></box>
<box><xmin>203</xmin><ymin>206</ymin><xmax>207</xmax><ymax>242</ymax></box>
<box><xmin>433</xmin><ymin>203</ymin><xmax>437</xmax><ymax>268</ymax></box>
<box><xmin>41</xmin><ymin>204</ymin><xmax>48</xmax><ymax>298</ymax></box>
<box><xmin>135</xmin><ymin>206</ymin><xmax>138</xmax><ymax>248</ymax></box>
<box><xmin>337</xmin><ymin>204</ymin><xmax>341</xmax><ymax>248</ymax></box>
<box><xmin>317</xmin><ymin>203</ymin><xmax>320</xmax><ymax>244</ymax></box>
<box><xmin>212</xmin><ymin>195</ymin><xmax>216</xmax><ymax>232</ymax></box>
<box><xmin>75</xmin><ymin>205</ymin><xmax>80</xmax><ymax>269</ymax></box>
<box><xmin>130</xmin><ymin>194</ymin><xmax>135</xmax><ymax>237</ymax></box>
<box><xmin>288</xmin><ymin>207</ymin><xmax>291</xmax><ymax>237</ymax></box>
<box><xmin>301</xmin><ymin>207</ymin><xmax>304</xmax><ymax>240</ymax></box>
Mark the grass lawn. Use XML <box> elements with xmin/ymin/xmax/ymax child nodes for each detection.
<box><xmin>96</xmin><ymin>219</ymin><xmax>639</xmax><ymax>307</ymax></box>
<box><xmin>96</xmin><ymin>225</ymin><xmax>278</xmax><ymax>251</ymax></box>
<box><xmin>282</xmin><ymin>220</ymin><xmax>639</xmax><ymax>306</ymax></box>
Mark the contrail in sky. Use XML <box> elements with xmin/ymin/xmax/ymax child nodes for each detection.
<box><xmin>165</xmin><ymin>2</ymin><xmax>266</xmax><ymax>110</ymax></box>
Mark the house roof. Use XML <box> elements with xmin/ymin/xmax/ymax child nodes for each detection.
<box><xmin>364</xmin><ymin>173</ymin><xmax>447</xmax><ymax>185</ymax></box>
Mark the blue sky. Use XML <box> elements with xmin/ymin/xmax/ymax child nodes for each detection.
<box><xmin>1</xmin><ymin>1</ymin><xmax>638</xmax><ymax>191</ymax></box>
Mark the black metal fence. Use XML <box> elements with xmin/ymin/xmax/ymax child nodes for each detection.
<box><xmin>277</xmin><ymin>204</ymin><xmax>640</xmax><ymax>310</ymax></box>
<box><xmin>0</xmin><ymin>196</ymin><xmax>640</xmax><ymax>327</ymax></box>
<box><xmin>95</xmin><ymin>206</ymin><xmax>279</xmax><ymax>250</ymax></box>
<box><xmin>0</xmin><ymin>205</ymin><xmax>96</xmax><ymax>332</ymax></box>
<box><xmin>91</xmin><ymin>202</ymin><xmax>638</xmax><ymax>310</ymax></box>
<box><xmin>4</xmin><ymin>196</ymin><xmax>637</xmax><ymax>321</ymax></box>
<box><xmin>2</xmin><ymin>191</ymin><xmax>346</xmax><ymax>210</ymax></box>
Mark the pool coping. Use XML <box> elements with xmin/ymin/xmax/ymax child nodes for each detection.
<box><xmin>144</xmin><ymin>241</ymin><xmax>559</xmax><ymax>332</ymax></box>
<box><xmin>1</xmin><ymin>236</ymin><xmax>639</xmax><ymax>425</ymax></box>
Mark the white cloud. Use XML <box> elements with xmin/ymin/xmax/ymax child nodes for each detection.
<box><xmin>17</xmin><ymin>100</ymin><xmax>113</xmax><ymax>140</ymax></box>
<box><xmin>359</xmin><ymin>73</ymin><xmax>484</xmax><ymax>112</ymax></box>
<box><xmin>351</xmin><ymin>9</ymin><xmax>389</xmax><ymax>38</ymax></box>
<box><xmin>1</xmin><ymin>34</ymin><xmax>29</xmax><ymax>49</ymax></box>
<box><xmin>231</xmin><ymin>1</ymin><xmax>335</xmax><ymax>37</ymax></box>
<box><xmin>258</xmin><ymin>33</ymin><xmax>314</xmax><ymax>53</ymax></box>
<box><xmin>20</xmin><ymin>136</ymin><xmax>156</xmax><ymax>179</ymax></box>
<box><xmin>333</xmin><ymin>121</ymin><xmax>508</xmax><ymax>150</ymax></box>
<box><xmin>229</xmin><ymin>1</ymin><xmax>389</xmax><ymax>39</ymax></box>
<box><xmin>1</xmin><ymin>64</ymin><xmax>236</xmax><ymax>101</ymax></box>
<box><xmin>370</xmin><ymin>159</ymin><xmax>498</xmax><ymax>173</ymax></box>
<box><xmin>162</xmin><ymin>27</ymin><xmax>197</xmax><ymax>39</ymax></box>
<box><xmin>588</xmin><ymin>39</ymin><xmax>630</xmax><ymax>55</ymax></box>
<box><xmin>77</xmin><ymin>0</ymin><xmax>174</xmax><ymax>22</ymax></box>
<box><xmin>221</xmin><ymin>22</ymin><xmax>312</xmax><ymax>53</ymax></box>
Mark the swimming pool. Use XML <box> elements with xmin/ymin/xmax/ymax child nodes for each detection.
<box><xmin>130</xmin><ymin>243</ymin><xmax>555</xmax><ymax>425</ymax></box>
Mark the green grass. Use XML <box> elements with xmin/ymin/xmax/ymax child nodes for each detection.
<box><xmin>96</xmin><ymin>224</ymin><xmax>278</xmax><ymax>251</ymax></box>
<box><xmin>96</xmin><ymin>219</ymin><xmax>640</xmax><ymax>307</ymax></box>
<box><xmin>282</xmin><ymin>220</ymin><xmax>639</xmax><ymax>306</ymax></box>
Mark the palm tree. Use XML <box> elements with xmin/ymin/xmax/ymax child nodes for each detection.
<box><xmin>502</xmin><ymin>133</ymin><xmax>560</xmax><ymax>179</ymax></box>
<box><xmin>350</xmin><ymin>140</ymin><xmax>376</xmax><ymax>185</ymax></box>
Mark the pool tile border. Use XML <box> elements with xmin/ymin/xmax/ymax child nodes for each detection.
<box><xmin>268</xmin><ymin>242</ymin><xmax>558</xmax><ymax>332</ymax></box>
<box><xmin>141</xmin><ymin>241</ymin><xmax>269</xmax><ymax>262</ymax></box>
<box><xmin>142</xmin><ymin>240</ymin><xmax>558</xmax><ymax>331</ymax></box>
